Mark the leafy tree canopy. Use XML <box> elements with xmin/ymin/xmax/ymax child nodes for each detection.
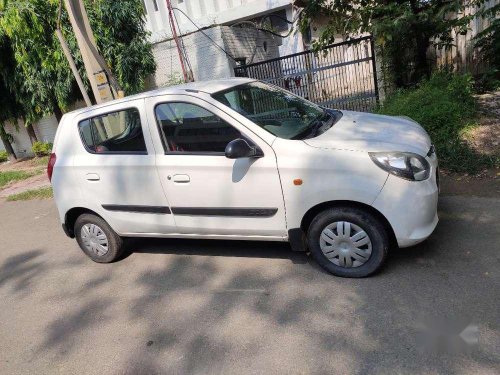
<box><xmin>298</xmin><ymin>0</ymin><xmax>489</xmax><ymax>87</ymax></box>
<box><xmin>0</xmin><ymin>0</ymin><xmax>156</xmax><ymax>123</ymax></box>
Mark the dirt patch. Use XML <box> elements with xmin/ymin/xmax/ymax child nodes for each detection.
<box><xmin>465</xmin><ymin>91</ymin><xmax>500</xmax><ymax>156</ymax></box>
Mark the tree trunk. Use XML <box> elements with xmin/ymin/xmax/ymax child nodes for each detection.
<box><xmin>26</xmin><ymin>123</ymin><xmax>38</xmax><ymax>145</ymax></box>
<box><xmin>0</xmin><ymin>133</ymin><xmax>17</xmax><ymax>161</ymax></box>
<box><xmin>414</xmin><ymin>35</ymin><xmax>431</xmax><ymax>82</ymax></box>
<box><xmin>53</xmin><ymin>105</ymin><xmax>63</xmax><ymax>123</ymax></box>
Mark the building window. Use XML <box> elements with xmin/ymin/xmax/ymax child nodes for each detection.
<box><xmin>152</xmin><ymin>0</ymin><xmax>159</xmax><ymax>12</ymax></box>
<box><xmin>234</xmin><ymin>58</ymin><xmax>247</xmax><ymax>67</ymax></box>
<box><xmin>79</xmin><ymin>108</ymin><xmax>147</xmax><ymax>154</ymax></box>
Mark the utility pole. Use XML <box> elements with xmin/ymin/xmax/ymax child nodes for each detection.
<box><xmin>56</xmin><ymin>0</ymin><xmax>91</xmax><ymax>106</ymax></box>
<box><xmin>63</xmin><ymin>0</ymin><xmax>123</xmax><ymax>104</ymax></box>
<box><xmin>165</xmin><ymin>0</ymin><xmax>193</xmax><ymax>82</ymax></box>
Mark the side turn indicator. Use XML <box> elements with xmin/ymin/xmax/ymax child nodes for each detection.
<box><xmin>293</xmin><ymin>179</ymin><xmax>303</xmax><ymax>186</ymax></box>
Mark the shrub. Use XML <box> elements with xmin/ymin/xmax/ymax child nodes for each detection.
<box><xmin>32</xmin><ymin>141</ymin><xmax>52</xmax><ymax>157</ymax></box>
<box><xmin>377</xmin><ymin>72</ymin><xmax>497</xmax><ymax>173</ymax></box>
<box><xmin>0</xmin><ymin>150</ymin><xmax>7</xmax><ymax>163</ymax></box>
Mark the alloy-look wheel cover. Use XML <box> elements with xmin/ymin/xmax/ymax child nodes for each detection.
<box><xmin>81</xmin><ymin>223</ymin><xmax>109</xmax><ymax>256</ymax></box>
<box><xmin>319</xmin><ymin>221</ymin><xmax>372</xmax><ymax>268</ymax></box>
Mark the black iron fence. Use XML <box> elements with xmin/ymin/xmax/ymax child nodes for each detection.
<box><xmin>234</xmin><ymin>35</ymin><xmax>379</xmax><ymax>112</ymax></box>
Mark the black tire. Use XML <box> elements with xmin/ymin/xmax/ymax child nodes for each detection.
<box><xmin>307</xmin><ymin>207</ymin><xmax>389</xmax><ymax>277</ymax></box>
<box><xmin>74</xmin><ymin>213</ymin><xmax>123</xmax><ymax>263</ymax></box>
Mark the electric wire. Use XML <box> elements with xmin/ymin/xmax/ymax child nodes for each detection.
<box><xmin>172</xmin><ymin>7</ymin><xmax>238</xmax><ymax>62</ymax></box>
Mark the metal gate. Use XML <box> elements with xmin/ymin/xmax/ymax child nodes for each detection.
<box><xmin>234</xmin><ymin>35</ymin><xmax>379</xmax><ymax>112</ymax></box>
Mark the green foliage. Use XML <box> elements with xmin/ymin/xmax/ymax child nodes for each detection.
<box><xmin>6</xmin><ymin>186</ymin><xmax>53</xmax><ymax>201</ymax></box>
<box><xmin>0</xmin><ymin>0</ymin><xmax>156</xmax><ymax>126</ymax></box>
<box><xmin>85</xmin><ymin>0</ymin><xmax>156</xmax><ymax>94</ymax></box>
<box><xmin>299</xmin><ymin>0</ymin><xmax>489</xmax><ymax>88</ymax></box>
<box><xmin>0</xmin><ymin>150</ymin><xmax>8</xmax><ymax>162</ymax></box>
<box><xmin>377</xmin><ymin>72</ymin><xmax>498</xmax><ymax>172</ymax></box>
<box><xmin>0</xmin><ymin>34</ymin><xmax>23</xmax><ymax>159</ymax></box>
<box><xmin>161</xmin><ymin>72</ymin><xmax>184</xmax><ymax>87</ymax></box>
<box><xmin>0</xmin><ymin>0</ymin><xmax>76</xmax><ymax>119</ymax></box>
<box><xmin>0</xmin><ymin>170</ymin><xmax>35</xmax><ymax>188</ymax></box>
<box><xmin>31</xmin><ymin>155</ymin><xmax>49</xmax><ymax>166</ymax></box>
<box><xmin>32</xmin><ymin>141</ymin><xmax>53</xmax><ymax>157</ymax></box>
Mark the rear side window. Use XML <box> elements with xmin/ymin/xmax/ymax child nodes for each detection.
<box><xmin>78</xmin><ymin>108</ymin><xmax>147</xmax><ymax>153</ymax></box>
<box><xmin>155</xmin><ymin>102</ymin><xmax>241</xmax><ymax>153</ymax></box>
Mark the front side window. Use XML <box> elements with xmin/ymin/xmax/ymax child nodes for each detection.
<box><xmin>79</xmin><ymin>108</ymin><xmax>147</xmax><ymax>153</ymax></box>
<box><xmin>155</xmin><ymin>102</ymin><xmax>241</xmax><ymax>153</ymax></box>
<box><xmin>212</xmin><ymin>81</ymin><xmax>341</xmax><ymax>140</ymax></box>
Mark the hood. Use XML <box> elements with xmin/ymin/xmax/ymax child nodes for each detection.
<box><xmin>304</xmin><ymin>110</ymin><xmax>432</xmax><ymax>156</ymax></box>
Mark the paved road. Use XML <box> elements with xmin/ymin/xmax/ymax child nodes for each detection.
<box><xmin>0</xmin><ymin>196</ymin><xmax>499</xmax><ymax>374</ymax></box>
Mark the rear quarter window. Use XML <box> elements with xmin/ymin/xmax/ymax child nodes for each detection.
<box><xmin>78</xmin><ymin>108</ymin><xmax>147</xmax><ymax>154</ymax></box>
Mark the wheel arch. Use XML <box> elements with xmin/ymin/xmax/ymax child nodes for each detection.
<box><xmin>300</xmin><ymin>200</ymin><xmax>397</xmax><ymax>246</ymax></box>
<box><xmin>64</xmin><ymin>207</ymin><xmax>103</xmax><ymax>238</ymax></box>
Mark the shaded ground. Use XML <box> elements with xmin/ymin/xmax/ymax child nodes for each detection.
<box><xmin>0</xmin><ymin>196</ymin><xmax>498</xmax><ymax>374</ymax></box>
<box><xmin>439</xmin><ymin>168</ymin><xmax>500</xmax><ymax>198</ymax></box>
<box><xmin>466</xmin><ymin>91</ymin><xmax>500</xmax><ymax>156</ymax></box>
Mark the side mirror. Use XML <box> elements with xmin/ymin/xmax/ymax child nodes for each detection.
<box><xmin>225</xmin><ymin>138</ymin><xmax>263</xmax><ymax>159</ymax></box>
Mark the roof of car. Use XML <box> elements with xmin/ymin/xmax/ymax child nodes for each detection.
<box><xmin>65</xmin><ymin>77</ymin><xmax>256</xmax><ymax>117</ymax></box>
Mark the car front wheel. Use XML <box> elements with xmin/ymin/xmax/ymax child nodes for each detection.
<box><xmin>74</xmin><ymin>213</ymin><xmax>124</xmax><ymax>263</ymax></box>
<box><xmin>307</xmin><ymin>207</ymin><xmax>389</xmax><ymax>277</ymax></box>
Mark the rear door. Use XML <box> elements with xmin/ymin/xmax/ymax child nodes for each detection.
<box><xmin>145</xmin><ymin>94</ymin><xmax>287</xmax><ymax>238</ymax></box>
<box><xmin>73</xmin><ymin>99</ymin><xmax>176</xmax><ymax>235</ymax></box>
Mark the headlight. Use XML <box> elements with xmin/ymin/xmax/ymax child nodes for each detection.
<box><xmin>369</xmin><ymin>152</ymin><xmax>430</xmax><ymax>181</ymax></box>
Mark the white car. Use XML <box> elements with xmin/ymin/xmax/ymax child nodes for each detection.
<box><xmin>49</xmin><ymin>78</ymin><xmax>439</xmax><ymax>277</ymax></box>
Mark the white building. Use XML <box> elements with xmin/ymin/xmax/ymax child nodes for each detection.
<box><xmin>143</xmin><ymin>0</ymin><xmax>309</xmax><ymax>87</ymax></box>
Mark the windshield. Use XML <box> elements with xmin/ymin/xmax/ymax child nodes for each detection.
<box><xmin>212</xmin><ymin>81</ymin><xmax>341</xmax><ymax>140</ymax></box>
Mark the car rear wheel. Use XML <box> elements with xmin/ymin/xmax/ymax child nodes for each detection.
<box><xmin>307</xmin><ymin>207</ymin><xmax>389</xmax><ymax>277</ymax></box>
<box><xmin>74</xmin><ymin>213</ymin><xmax>123</xmax><ymax>263</ymax></box>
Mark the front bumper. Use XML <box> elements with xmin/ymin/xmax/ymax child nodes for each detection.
<box><xmin>372</xmin><ymin>157</ymin><xmax>439</xmax><ymax>248</ymax></box>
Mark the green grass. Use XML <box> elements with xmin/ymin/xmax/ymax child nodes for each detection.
<box><xmin>377</xmin><ymin>72</ymin><xmax>499</xmax><ymax>173</ymax></box>
<box><xmin>32</xmin><ymin>155</ymin><xmax>49</xmax><ymax>167</ymax></box>
<box><xmin>6</xmin><ymin>186</ymin><xmax>53</xmax><ymax>201</ymax></box>
<box><xmin>0</xmin><ymin>170</ymin><xmax>36</xmax><ymax>188</ymax></box>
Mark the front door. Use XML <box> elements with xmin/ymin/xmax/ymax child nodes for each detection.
<box><xmin>145</xmin><ymin>95</ymin><xmax>287</xmax><ymax>238</ymax></box>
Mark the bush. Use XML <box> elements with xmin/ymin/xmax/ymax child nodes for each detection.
<box><xmin>0</xmin><ymin>150</ymin><xmax>7</xmax><ymax>163</ymax></box>
<box><xmin>377</xmin><ymin>72</ymin><xmax>497</xmax><ymax>173</ymax></box>
<box><xmin>32</xmin><ymin>141</ymin><xmax>52</xmax><ymax>157</ymax></box>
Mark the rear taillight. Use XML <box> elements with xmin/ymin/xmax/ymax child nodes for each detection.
<box><xmin>47</xmin><ymin>153</ymin><xmax>57</xmax><ymax>182</ymax></box>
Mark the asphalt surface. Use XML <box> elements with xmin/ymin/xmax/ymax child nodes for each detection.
<box><xmin>0</xmin><ymin>196</ymin><xmax>499</xmax><ymax>375</ymax></box>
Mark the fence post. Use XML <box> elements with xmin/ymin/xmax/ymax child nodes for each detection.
<box><xmin>370</xmin><ymin>36</ymin><xmax>380</xmax><ymax>106</ymax></box>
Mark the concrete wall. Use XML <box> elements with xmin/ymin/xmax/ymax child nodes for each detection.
<box><xmin>151</xmin><ymin>26</ymin><xmax>233</xmax><ymax>87</ymax></box>
<box><xmin>150</xmin><ymin>25</ymin><xmax>282</xmax><ymax>88</ymax></box>
<box><xmin>221</xmin><ymin>25</ymin><xmax>282</xmax><ymax>65</ymax></box>
<box><xmin>144</xmin><ymin>0</ymin><xmax>291</xmax><ymax>43</ymax></box>
<box><xmin>0</xmin><ymin>103</ymin><xmax>84</xmax><ymax>158</ymax></box>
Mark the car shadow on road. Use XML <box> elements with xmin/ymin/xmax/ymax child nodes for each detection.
<box><xmin>124</xmin><ymin>237</ymin><xmax>310</xmax><ymax>264</ymax></box>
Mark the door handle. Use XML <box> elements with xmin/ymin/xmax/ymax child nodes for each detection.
<box><xmin>172</xmin><ymin>174</ymin><xmax>190</xmax><ymax>183</ymax></box>
<box><xmin>86</xmin><ymin>173</ymin><xmax>100</xmax><ymax>181</ymax></box>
